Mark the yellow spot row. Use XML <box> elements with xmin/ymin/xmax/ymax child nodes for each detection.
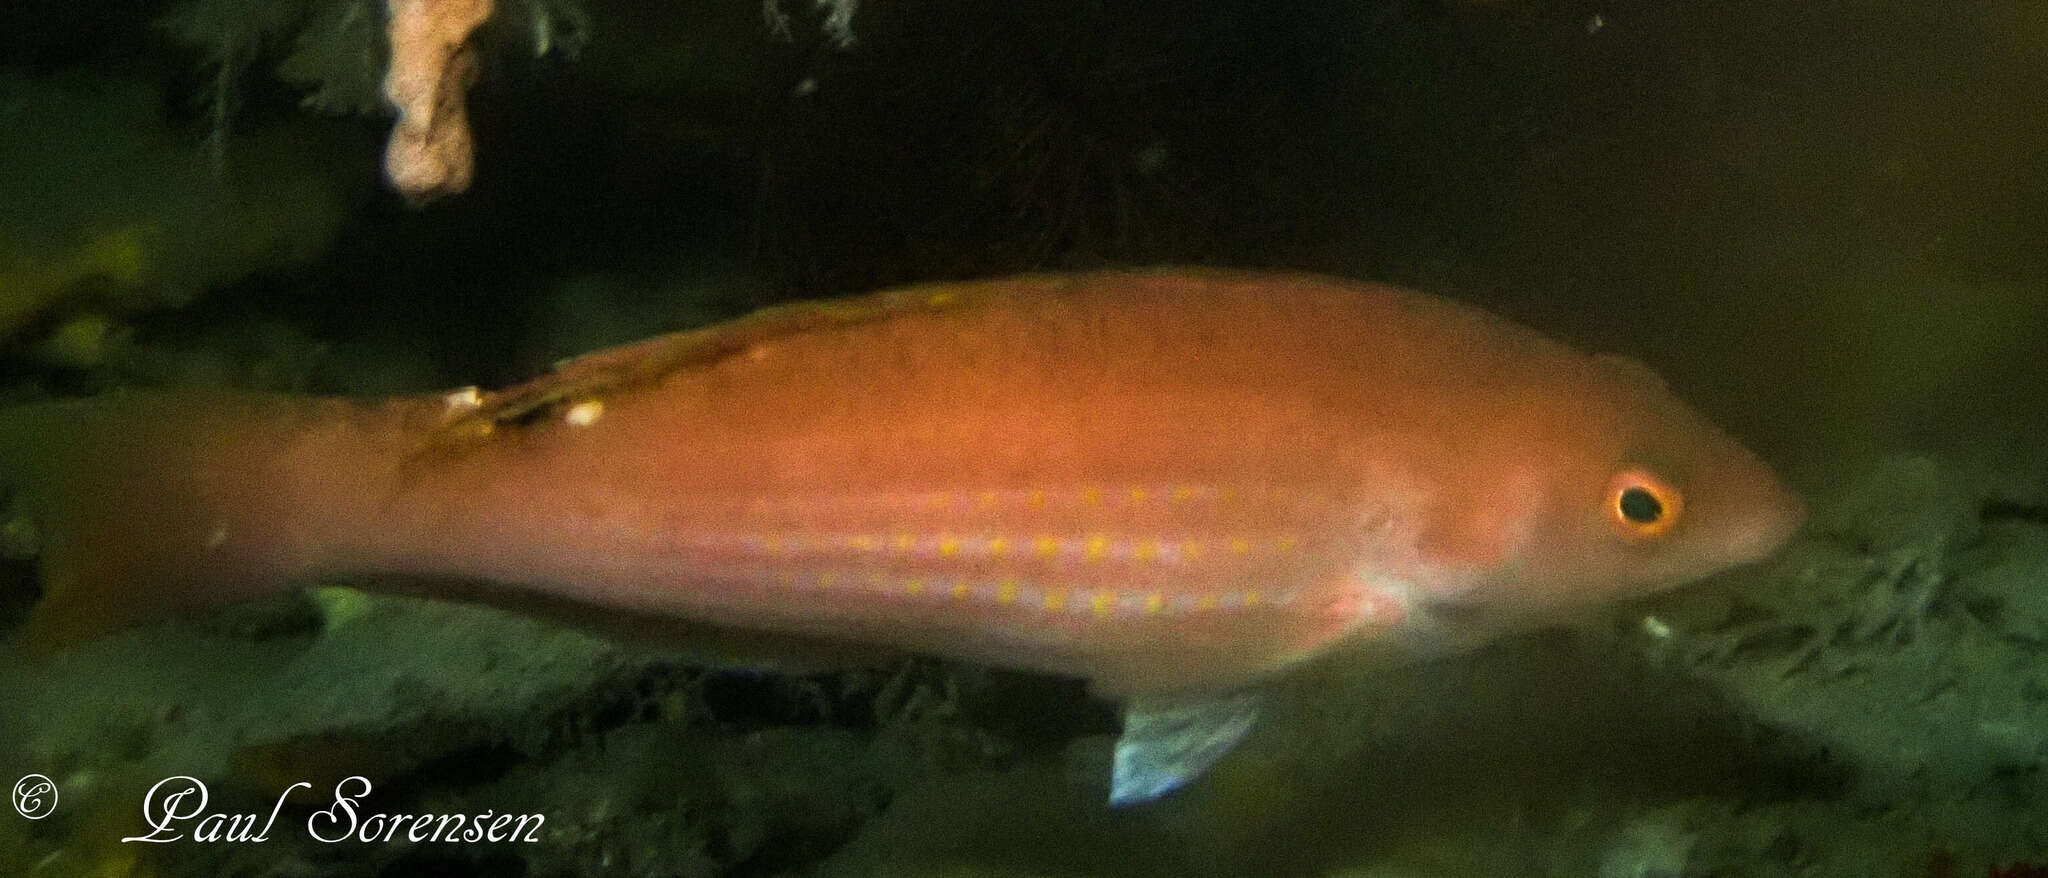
<box><xmin>737</xmin><ymin>485</ymin><xmax>1329</xmax><ymax>526</ymax></box>
<box><xmin>890</xmin><ymin>485</ymin><xmax>1240</xmax><ymax>512</ymax></box>
<box><xmin>760</xmin><ymin>568</ymin><xmax>1275</xmax><ymax>617</ymax></box>
<box><xmin>743</xmin><ymin>532</ymin><xmax>1306</xmax><ymax>562</ymax></box>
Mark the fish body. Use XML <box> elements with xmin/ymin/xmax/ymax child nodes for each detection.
<box><xmin>1</xmin><ymin>269</ymin><xmax>1803</xmax><ymax>801</ymax></box>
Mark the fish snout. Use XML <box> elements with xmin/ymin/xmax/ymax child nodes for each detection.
<box><xmin>1724</xmin><ymin>474</ymin><xmax>1805</xmax><ymax>566</ymax></box>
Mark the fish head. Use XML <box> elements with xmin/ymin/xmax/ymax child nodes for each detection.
<box><xmin>1432</xmin><ymin>352</ymin><xmax>1804</xmax><ymax>617</ymax></box>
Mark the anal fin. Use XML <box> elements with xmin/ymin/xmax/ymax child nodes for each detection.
<box><xmin>1110</xmin><ymin>690</ymin><xmax>1261</xmax><ymax>806</ymax></box>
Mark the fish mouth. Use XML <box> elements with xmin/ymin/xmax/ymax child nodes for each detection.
<box><xmin>1699</xmin><ymin>440</ymin><xmax>1807</xmax><ymax>568</ymax></box>
<box><xmin>1728</xmin><ymin>476</ymin><xmax>1807</xmax><ymax>565</ymax></box>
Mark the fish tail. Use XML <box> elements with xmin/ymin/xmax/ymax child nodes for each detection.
<box><xmin>1</xmin><ymin>391</ymin><xmax>405</xmax><ymax>652</ymax></box>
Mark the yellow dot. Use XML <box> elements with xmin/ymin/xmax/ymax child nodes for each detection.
<box><xmin>1084</xmin><ymin>534</ymin><xmax>1110</xmax><ymax>562</ymax></box>
<box><xmin>815</xmin><ymin>571</ymin><xmax>836</xmax><ymax>589</ymax></box>
<box><xmin>1171</xmin><ymin>485</ymin><xmax>1198</xmax><ymax>502</ymax></box>
<box><xmin>926</xmin><ymin>292</ymin><xmax>957</xmax><ymax>307</ymax></box>
<box><xmin>865</xmin><ymin>571</ymin><xmax>886</xmax><ymax>588</ymax></box>
<box><xmin>948</xmin><ymin>581</ymin><xmax>968</xmax><ymax>599</ymax></box>
<box><xmin>938</xmin><ymin>535</ymin><xmax>961</xmax><ymax>557</ymax></box>
<box><xmin>986</xmin><ymin>536</ymin><xmax>1010</xmax><ymax>557</ymax></box>
<box><xmin>925</xmin><ymin>493</ymin><xmax>950</xmax><ymax>510</ymax></box>
<box><xmin>1274</xmin><ymin>536</ymin><xmax>1300</xmax><ymax>553</ymax></box>
<box><xmin>904</xmin><ymin>578</ymin><xmax>926</xmax><ymax>596</ymax></box>
<box><xmin>1035</xmin><ymin>535</ymin><xmax>1060</xmax><ymax>558</ymax></box>
<box><xmin>1133</xmin><ymin>541</ymin><xmax>1159</xmax><ymax>563</ymax></box>
<box><xmin>1027</xmin><ymin>489</ymin><xmax>1047</xmax><ymax>508</ymax></box>
<box><xmin>997</xmin><ymin>580</ymin><xmax>1019</xmax><ymax>604</ymax></box>
<box><xmin>1090</xmin><ymin>591</ymin><xmax>1115</xmax><ymax>617</ymax></box>
<box><xmin>1181</xmin><ymin>541</ymin><xmax>1206</xmax><ymax>560</ymax></box>
<box><xmin>848</xmin><ymin>535</ymin><xmax>877</xmax><ymax>551</ymax></box>
<box><xmin>1043</xmin><ymin>589</ymin><xmax>1068</xmax><ymax>611</ymax></box>
<box><xmin>1143</xmin><ymin>593</ymin><xmax>1165</xmax><ymax>614</ymax></box>
<box><xmin>1242</xmin><ymin>590</ymin><xmax>1262</xmax><ymax>607</ymax></box>
<box><xmin>761</xmin><ymin>535</ymin><xmax>784</xmax><ymax>553</ymax></box>
<box><xmin>1127</xmin><ymin>487</ymin><xmax>1149</xmax><ymax>504</ymax></box>
<box><xmin>893</xmin><ymin>533</ymin><xmax>917</xmax><ymax>552</ymax></box>
<box><xmin>1229</xmin><ymin>538</ymin><xmax>1252</xmax><ymax>555</ymax></box>
<box><xmin>1196</xmin><ymin>594</ymin><xmax>1220</xmax><ymax>611</ymax></box>
<box><xmin>977</xmin><ymin>491</ymin><xmax>998</xmax><ymax>509</ymax></box>
<box><xmin>1081</xmin><ymin>486</ymin><xmax>1102</xmax><ymax>506</ymax></box>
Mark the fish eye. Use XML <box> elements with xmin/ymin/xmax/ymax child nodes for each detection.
<box><xmin>1606</xmin><ymin>469</ymin><xmax>1683</xmax><ymax>540</ymax></box>
<box><xmin>1619</xmin><ymin>487</ymin><xmax>1662</xmax><ymax>523</ymax></box>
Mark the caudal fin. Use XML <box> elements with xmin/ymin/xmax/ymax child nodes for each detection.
<box><xmin>1</xmin><ymin>390</ymin><xmax>394</xmax><ymax>651</ymax></box>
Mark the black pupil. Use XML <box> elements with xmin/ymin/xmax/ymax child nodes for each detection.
<box><xmin>1618</xmin><ymin>487</ymin><xmax>1664</xmax><ymax>524</ymax></box>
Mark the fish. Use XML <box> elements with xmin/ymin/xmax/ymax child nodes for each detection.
<box><xmin>0</xmin><ymin>268</ymin><xmax>1804</xmax><ymax>804</ymax></box>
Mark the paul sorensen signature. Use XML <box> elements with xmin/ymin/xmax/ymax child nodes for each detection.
<box><xmin>120</xmin><ymin>776</ymin><xmax>543</xmax><ymax>844</ymax></box>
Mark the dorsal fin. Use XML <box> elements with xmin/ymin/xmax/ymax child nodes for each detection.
<box><xmin>416</xmin><ymin>280</ymin><xmax>993</xmax><ymax>456</ymax></box>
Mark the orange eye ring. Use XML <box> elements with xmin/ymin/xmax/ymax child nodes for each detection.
<box><xmin>1606</xmin><ymin>469</ymin><xmax>1683</xmax><ymax>541</ymax></box>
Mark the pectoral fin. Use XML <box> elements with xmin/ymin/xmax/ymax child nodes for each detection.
<box><xmin>1109</xmin><ymin>690</ymin><xmax>1262</xmax><ymax>806</ymax></box>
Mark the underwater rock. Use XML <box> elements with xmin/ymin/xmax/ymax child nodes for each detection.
<box><xmin>1632</xmin><ymin>453</ymin><xmax>2048</xmax><ymax>802</ymax></box>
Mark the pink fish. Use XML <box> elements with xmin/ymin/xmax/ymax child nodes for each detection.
<box><xmin>0</xmin><ymin>269</ymin><xmax>1802</xmax><ymax>803</ymax></box>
